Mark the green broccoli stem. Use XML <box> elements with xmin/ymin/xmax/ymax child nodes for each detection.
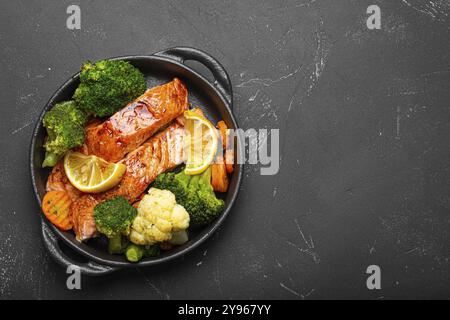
<box><xmin>42</xmin><ymin>151</ymin><xmax>60</xmax><ymax>168</ymax></box>
<box><xmin>199</xmin><ymin>167</ymin><xmax>213</xmax><ymax>191</ymax></box>
<box><xmin>152</xmin><ymin>167</ymin><xmax>223</xmax><ymax>228</ymax></box>
<box><xmin>178</xmin><ymin>170</ymin><xmax>192</xmax><ymax>186</ymax></box>
<box><xmin>178</xmin><ymin>169</ymin><xmax>191</xmax><ymax>181</ymax></box>
<box><xmin>125</xmin><ymin>244</ymin><xmax>145</xmax><ymax>262</ymax></box>
<box><xmin>108</xmin><ymin>234</ymin><xmax>128</xmax><ymax>254</ymax></box>
<box><xmin>188</xmin><ymin>174</ymin><xmax>201</xmax><ymax>188</ymax></box>
<box><xmin>93</xmin><ymin>196</ymin><xmax>137</xmax><ymax>239</ymax></box>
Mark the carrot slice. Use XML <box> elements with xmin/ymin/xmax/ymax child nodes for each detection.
<box><xmin>41</xmin><ymin>191</ymin><xmax>73</xmax><ymax>231</ymax></box>
<box><xmin>211</xmin><ymin>159</ymin><xmax>229</xmax><ymax>193</ymax></box>
<box><xmin>217</xmin><ymin>121</ymin><xmax>228</xmax><ymax>149</ymax></box>
<box><xmin>225</xmin><ymin>149</ymin><xmax>234</xmax><ymax>174</ymax></box>
<box><xmin>225</xmin><ymin>126</ymin><xmax>234</xmax><ymax>173</ymax></box>
<box><xmin>217</xmin><ymin>120</ymin><xmax>234</xmax><ymax>173</ymax></box>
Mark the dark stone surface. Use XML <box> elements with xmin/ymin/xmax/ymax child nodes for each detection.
<box><xmin>0</xmin><ymin>0</ymin><xmax>449</xmax><ymax>299</ymax></box>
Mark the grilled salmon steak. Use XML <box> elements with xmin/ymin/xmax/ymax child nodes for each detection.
<box><xmin>84</xmin><ymin>78</ymin><xmax>188</xmax><ymax>162</ymax></box>
<box><xmin>46</xmin><ymin>162</ymin><xmax>82</xmax><ymax>201</ymax></box>
<box><xmin>71</xmin><ymin>122</ymin><xmax>186</xmax><ymax>241</ymax></box>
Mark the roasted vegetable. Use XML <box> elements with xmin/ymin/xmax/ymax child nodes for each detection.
<box><xmin>217</xmin><ymin>120</ymin><xmax>234</xmax><ymax>174</ymax></box>
<box><xmin>217</xmin><ymin>120</ymin><xmax>228</xmax><ymax>150</ymax></box>
<box><xmin>154</xmin><ymin>167</ymin><xmax>225</xmax><ymax>226</ymax></box>
<box><xmin>93</xmin><ymin>196</ymin><xmax>138</xmax><ymax>254</ymax></box>
<box><xmin>196</xmin><ymin>167</ymin><xmax>226</xmax><ymax>222</ymax></box>
<box><xmin>169</xmin><ymin>230</ymin><xmax>189</xmax><ymax>245</ymax></box>
<box><xmin>73</xmin><ymin>60</ymin><xmax>146</xmax><ymax>117</ymax></box>
<box><xmin>225</xmin><ymin>150</ymin><xmax>234</xmax><ymax>174</ymax></box>
<box><xmin>144</xmin><ymin>244</ymin><xmax>161</xmax><ymax>257</ymax></box>
<box><xmin>129</xmin><ymin>188</ymin><xmax>190</xmax><ymax>246</ymax></box>
<box><xmin>124</xmin><ymin>243</ymin><xmax>160</xmax><ymax>262</ymax></box>
<box><xmin>42</xmin><ymin>101</ymin><xmax>87</xmax><ymax>167</ymax></box>
<box><xmin>41</xmin><ymin>190</ymin><xmax>73</xmax><ymax>230</ymax></box>
<box><xmin>125</xmin><ymin>244</ymin><xmax>144</xmax><ymax>262</ymax></box>
<box><xmin>108</xmin><ymin>234</ymin><xmax>129</xmax><ymax>254</ymax></box>
<box><xmin>211</xmin><ymin>160</ymin><xmax>229</xmax><ymax>193</ymax></box>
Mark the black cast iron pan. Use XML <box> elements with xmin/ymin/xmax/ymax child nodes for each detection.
<box><xmin>30</xmin><ymin>47</ymin><xmax>243</xmax><ymax>276</ymax></box>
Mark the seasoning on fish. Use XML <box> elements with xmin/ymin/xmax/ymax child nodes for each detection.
<box><xmin>84</xmin><ymin>78</ymin><xmax>188</xmax><ymax>162</ymax></box>
<box><xmin>71</xmin><ymin>122</ymin><xmax>186</xmax><ymax>241</ymax></box>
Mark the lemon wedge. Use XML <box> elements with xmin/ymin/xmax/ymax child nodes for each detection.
<box><xmin>63</xmin><ymin>152</ymin><xmax>126</xmax><ymax>193</ymax></box>
<box><xmin>184</xmin><ymin>110</ymin><xmax>219</xmax><ymax>175</ymax></box>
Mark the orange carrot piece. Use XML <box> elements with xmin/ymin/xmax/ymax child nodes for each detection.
<box><xmin>211</xmin><ymin>159</ymin><xmax>229</xmax><ymax>193</ymax></box>
<box><xmin>41</xmin><ymin>191</ymin><xmax>73</xmax><ymax>231</ymax></box>
<box><xmin>217</xmin><ymin>120</ymin><xmax>234</xmax><ymax>173</ymax></box>
<box><xmin>225</xmin><ymin>149</ymin><xmax>234</xmax><ymax>174</ymax></box>
<box><xmin>217</xmin><ymin>120</ymin><xmax>228</xmax><ymax>149</ymax></box>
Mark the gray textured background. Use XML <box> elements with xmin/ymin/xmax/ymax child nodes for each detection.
<box><xmin>0</xmin><ymin>0</ymin><xmax>449</xmax><ymax>299</ymax></box>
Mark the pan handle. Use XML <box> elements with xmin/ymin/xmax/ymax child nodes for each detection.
<box><xmin>41</xmin><ymin>220</ymin><xmax>118</xmax><ymax>276</ymax></box>
<box><xmin>155</xmin><ymin>47</ymin><xmax>233</xmax><ymax>107</ymax></box>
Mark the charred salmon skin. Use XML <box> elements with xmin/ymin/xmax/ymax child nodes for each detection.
<box><xmin>84</xmin><ymin>78</ymin><xmax>188</xmax><ymax>162</ymax></box>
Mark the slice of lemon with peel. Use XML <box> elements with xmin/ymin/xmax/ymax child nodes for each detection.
<box><xmin>184</xmin><ymin>110</ymin><xmax>219</xmax><ymax>175</ymax></box>
<box><xmin>64</xmin><ymin>152</ymin><xmax>126</xmax><ymax>193</ymax></box>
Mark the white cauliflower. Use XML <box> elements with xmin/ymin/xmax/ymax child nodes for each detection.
<box><xmin>130</xmin><ymin>188</ymin><xmax>190</xmax><ymax>245</ymax></box>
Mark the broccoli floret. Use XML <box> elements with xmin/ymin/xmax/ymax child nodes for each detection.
<box><xmin>154</xmin><ymin>168</ymin><xmax>225</xmax><ymax>227</ymax></box>
<box><xmin>154</xmin><ymin>170</ymin><xmax>191</xmax><ymax>203</ymax></box>
<box><xmin>73</xmin><ymin>60</ymin><xmax>146</xmax><ymax>117</ymax></box>
<box><xmin>42</xmin><ymin>101</ymin><xmax>87</xmax><ymax>167</ymax></box>
<box><xmin>93</xmin><ymin>196</ymin><xmax>137</xmax><ymax>239</ymax></box>
<box><xmin>108</xmin><ymin>234</ymin><xmax>129</xmax><ymax>254</ymax></box>
<box><xmin>124</xmin><ymin>244</ymin><xmax>160</xmax><ymax>262</ymax></box>
<box><xmin>125</xmin><ymin>244</ymin><xmax>144</xmax><ymax>262</ymax></box>
<box><xmin>144</xmin><ymin>244</ymin><xmax>160</xmax><ymax>257</ymax></box>
<box><xmin>196</xmin><ymin>168</ymin><xmax>225</xmax><ymax>225</ymax></box>
<box><xmin>173</xmin><ymin>171</ymin><xmax>193</xmax><ymax>200</ymax></box>
<box><xmin>153</xmin><ymin>172</ymin><xmax>168</xmax><ymax>189</ymax></box>
<box><xmin>183</xmin><ymin>175</ymin><xmax>204</xmax><ymax>221</ymax></box>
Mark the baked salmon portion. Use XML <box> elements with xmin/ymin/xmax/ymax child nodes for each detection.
<box><xmin>84</xmin><ymin>78</ymin><xmax>188</xmax><ymax>162</ymax></box>
<box><xmin>46</xmin><ymin>162</ymin><xmax>82</xmax><ymax>201</ymax></box>
<box><xmin>71</xmin><ymin>122</ymin><xmax>186</xmax><ymax>241</ymax></box>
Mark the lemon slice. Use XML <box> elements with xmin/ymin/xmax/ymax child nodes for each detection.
<box><xmin>64</xmin><ymin>152</ymin><xmax>126</xmax><ymax>193</ymax></box>
<box><xmin>184</xmin><ymin>110</ymin><xmax>219</xmax><ymax>175</ymax></box>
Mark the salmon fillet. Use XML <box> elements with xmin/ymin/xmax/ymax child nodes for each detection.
<box><xmin>71</xmin><ymin>122</ymin><xmax>186</xmax><ymax>241</ymax></box>
<box><xmin>84</xmin><ymin>78</ymin><xmax>188</xmax><ymax>162</ymax></box>
<box><xmin>46</xmin><ymin>162</ymin><xmax>82</xmax><ymax>201</ymax></box>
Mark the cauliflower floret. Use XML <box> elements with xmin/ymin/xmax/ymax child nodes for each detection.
<box><xmin>130</xmin><ymin>188</ymin><xmax>190</xmax><ymax>245</ymax></box>
<box><xmin>172</xmin><ymin>204</ymin><xmax>190</xmax><ymax>231</ymax></box>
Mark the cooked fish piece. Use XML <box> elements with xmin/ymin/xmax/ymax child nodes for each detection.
<box><xmin>70</xmin><ymin>194</ymin><xmax>98</xmax><ymax>240</ymax></box>
<box><xmin>84</xmin><ymin>78</ymin><xmax>188</xmax><ymax>162</ymax></box>
<box><xmin>46</xmin><ymin>162</ymin><xmax>82</xmax><ymax>201</ymax></box>
<box><xmin>72</xmin><ymin>122</ymin><xmax>186</xmax><ymax>241</ymax></box>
